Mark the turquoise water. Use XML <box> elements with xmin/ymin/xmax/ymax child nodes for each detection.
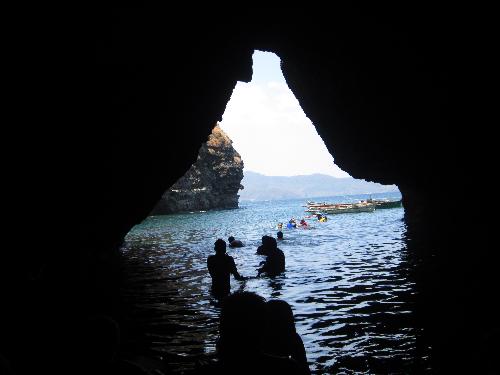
<box><xmin>120</xmin><ymin>192</ymin><xmax>430</xmax><ymax>373</ymax></box>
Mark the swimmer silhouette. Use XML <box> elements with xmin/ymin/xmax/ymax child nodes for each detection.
<box><xmin>191</xmin><ymin>291</ymin><xmax>306</xmax><ymax>374</ymax></box>
<box><xmin>228</xmin><ymin>236</ymin><xmax>244</xmax><ymax>248</ymax></box>
<box><xmin>264</xmin><ymin>299</ymin><xmax>310</xmax><ymax>374</ymax></box>
<box><xmin>207</xmin><ymin>239</ymin><xmax>244</xmax><ymax>298</ymax></box>
<box><xmin>256</xmin><ymin>235</ymin><xmax>273</xmax><ymax>256</ymax></box>
<box><xmin>257</xmin><ymin>237</ymin><xmax>285</xmax><ymax>277</ymax></box>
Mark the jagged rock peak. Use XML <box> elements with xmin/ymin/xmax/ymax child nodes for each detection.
<box><xmin>151</xmin><ymin>123</ymin><xmax>244</xmax><ymax>214</ymax></box>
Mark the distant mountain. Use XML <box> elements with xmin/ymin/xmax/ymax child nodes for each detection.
<box><xmin>239</xmin><ymin>171</ymin><xmax>398</xmax><ymax>201</ymax></box>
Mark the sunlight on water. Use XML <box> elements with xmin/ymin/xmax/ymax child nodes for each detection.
<box><xmin>120</xmin><ymin>193</ymin><xmax>430</xmax><ymax>374</ymax></box>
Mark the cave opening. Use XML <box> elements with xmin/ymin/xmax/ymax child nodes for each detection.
<box><xmin>116</xmin><ymin>51</ymin><xmax>424</xmax><ymax>374</ymax></box>
<box><xmin>3</xmin><ymin>11</ymin><xmax>491</xmax><ymax>375</ymax></box>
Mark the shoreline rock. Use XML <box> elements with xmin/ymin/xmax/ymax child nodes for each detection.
<box><xmin>151</xmin><ymin>124</ymin><xmax>244</xmax><ymax>214</ymax></box>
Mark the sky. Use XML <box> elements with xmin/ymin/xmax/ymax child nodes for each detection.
<box><xmin>219</xmin><ymin>51</ymin><xmax>351</xmax><ymax>178</ymax></box>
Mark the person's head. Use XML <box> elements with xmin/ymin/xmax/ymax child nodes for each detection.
<box><xmin>228</xmin><ymin>236</ymin><xmax>235</xmax><ymax>243</ymax></box>
<box><xmin>214</xmin><ymin>239</ymin><xmax>226</xmax><ymax>255</ymax></box>
<box><xmin>268</xmin><ymin>236</ymin><xmax>277</xmax><ymax>250</ymax></box>
<box><xmin>262</xmin><ymin>235</ymin><xmax>272</xmax><ymax>246</ymax></box>
<box><xmin>218</xmin><ymin>291</ymin><xmax>267</xmax><ymax>358</ymax></box>
<box><xmin>277</xmin><ymin>231</ymin><xmax>283</xmax><ymax>240</ymax></box>
<box><xmin>265</xmin><ymin>299</ymin><xmax>296</xmax><ymax>335</ymax></box>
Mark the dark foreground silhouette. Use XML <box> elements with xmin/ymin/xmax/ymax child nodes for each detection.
<box><xmin>190</xmin><ymin>291</ymin><xmax>308</xmax><ymax>375</ymax></box>
<box><xmin>257</xmin><ymin>237</ymin><xmax>285</xmax><ymax>277</ymax></box>
<box><xmin>207</xmin><ymin>239</ymin><xmax>244</xmax><ymax>298</ymax></box>
<box><xmin>264</xmin><ymin>299</ymin><xmax>311</xmax><ymax>375</ymax></box>
<box><xmin>78</xmin><ymin>315</ymin><xmax>150</xmax><ymax>375</ymax></box>
<box><xmin>0</xmin><ymin>353</ymin><xmax>14</xmax><ymax>375</ymax></box>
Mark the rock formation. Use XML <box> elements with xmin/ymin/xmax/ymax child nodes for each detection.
<box><xmin>7</xmin><ymin>9</ymin><xmax>490</xmax><ymax>375</ymax></box>
<box><xmin>151</xmin><ymin>124</ymin><xmax>243</xmax><ymax>214</ymax></box>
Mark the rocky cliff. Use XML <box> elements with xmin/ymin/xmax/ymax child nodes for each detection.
<box><xmin>151</xmin><ymin>124</ymin><xmax>244</xmax><ymax>214</ymax></box>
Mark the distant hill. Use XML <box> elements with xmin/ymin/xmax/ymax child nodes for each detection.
<box><xmin>239</xmin><ymin>171</ymin><xmax>398</xmax><ymax>201</ymax></box>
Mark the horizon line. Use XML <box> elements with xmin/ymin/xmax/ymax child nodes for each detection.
<box><xmin>244</xmin><ymin>169</ymin><xmax>353</xmax><ymax>178</ymax></box>
<box><xmin>239</xmin><ymin>190</ymin><xmax>402</xmax><ymax>202</ymax></box>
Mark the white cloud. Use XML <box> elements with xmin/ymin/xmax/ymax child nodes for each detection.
<box><xmin>219</xmin><ymin>51</ymin><xmax>351</xmax><ymax>178</ymax></box>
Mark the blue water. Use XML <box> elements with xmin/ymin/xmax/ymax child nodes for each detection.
<box><xmin>120</xmin><ymin>192</ymin><xmax>430</xmax><ymax>373</ymax></box>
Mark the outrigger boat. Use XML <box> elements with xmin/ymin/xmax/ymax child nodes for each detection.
<box><xmin>305</xmin><ymin>201</ymin><xmax>375</xmax><ymax>214</ymax></box>
<box><xmin>305</xmin><ymin>197</ymin><xmax>402</xmax><ymax>215</ymax></box>
<box><xmin>364</xmin><ymin>198</ymin><xmax>402</xmax><ymax>209</ymax></box>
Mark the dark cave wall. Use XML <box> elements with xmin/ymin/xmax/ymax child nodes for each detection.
<box><xmin>87</xmin><ymin>10</ymin><xmax>454</xmax><ymax>249</ymax></box>
<box><xmin>3</xmin><ymin>7</ymin><xmax>490</xmax><ymax>375</ymax></box>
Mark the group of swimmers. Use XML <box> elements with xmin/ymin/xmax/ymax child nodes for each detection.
<box><xmin>204</xmin><ymin>215</ymin><xmax>327</xmax><ymax>373</ymax></box>
<box><xmin>73</xmin><ymin>291</ymin><xmax>312</xmax><ymax>374</ymax></box>
<box><xmin>210</xmin><ymin>213</ymin><xmax>330</xmax><ymax>297</ymax></box>
<box><xmin>191</xmin><ymin>291</ymin><xmax>311</xmax><ymax>374</ymax></box>
<box><xmin>277</xmin><ymin>213</ymin><xmax>328</xmax><ymax>230</ymax></box>
<box><xmin>206</xmin><ymin>237</ymin><xmax>310</xmax><ymax>374</ymax></box>
<box><xmin>207</xmin><ymin>233</ymin><xmax>286</xmax><ymax>299</ymax></box>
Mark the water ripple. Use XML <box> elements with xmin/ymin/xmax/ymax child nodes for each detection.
<box><xmin>119</xmin><ymin>195</ymin><xmax>430</xmax><ymax>373</ymax></box>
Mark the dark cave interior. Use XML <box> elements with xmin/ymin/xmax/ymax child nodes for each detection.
<box><xmin>2</xmin><ymin>7</ymin><xmax>494</xmax><ymax>374</ymax></box>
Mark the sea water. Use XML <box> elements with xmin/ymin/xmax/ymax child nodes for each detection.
<box><xmin>120</xmin><ymin>192</ymin><xmax>430</xmax><ymax>373</ymax></box>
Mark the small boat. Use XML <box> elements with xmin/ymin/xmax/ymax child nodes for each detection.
<box><xmin>363</xmin><ymin>198</ymin><xmax>402</xmax><ymax>209</ymax></box>
<box><xmin>305</xmin><ymin>201</ymin><xmax>375</xmax><ymax>214</ymax></box>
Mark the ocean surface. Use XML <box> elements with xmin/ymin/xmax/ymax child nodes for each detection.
<box><xmin>119</xmin><ymin>192</ymin><xmax>431</xmax><ymax>374</ymax></box>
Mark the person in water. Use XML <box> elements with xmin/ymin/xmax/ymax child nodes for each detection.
<box><xmin>277</xmin><ymin>231</ymin><xmax>284</xmax><ymax>241</ymax></box>
<box><xmin>227</xmin><ymin>236</ymin><xmax>244</xmax><ymax>248</ymax></box>
<box><xmin>263</xmin><ymin>299</ymin><xmax>311</xmax><ymax>374</ymax></box>
<box><xmin>316</xmin><ymin>213</ymin><xmax>327</xmax><ymax>222</ymax></box>
<box><xmin>257</xmin><ymin>237</ymin><xmax>285</xmax><ymax>277</ymax></box>
<box><xmin>256</xmin><ymin>235</ymin><xmax>273</xmax><ymax>255</ymax></box>
<box><xmin>299</xmin><ymin>219</ymin><xmax>308</xmax><ymax>227</ymax></box>
<box><xmin>192</xmin><ymin>292</ymin><xmax>307</xmax><ymax>374</ymax></box>
<box><xmin>287</xmin><ymin>218</ymin><xmax>297</xmax><ymax>229</ymax></box>
<box><xmin>277</xmin><ymin>222</ymin><xmax>283</xmax><ymax>230</ymax></box>
<box><xmin>207</xmin><ymin>239</ymin><xmax>245</xmax><ymax>298</ymax></box>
